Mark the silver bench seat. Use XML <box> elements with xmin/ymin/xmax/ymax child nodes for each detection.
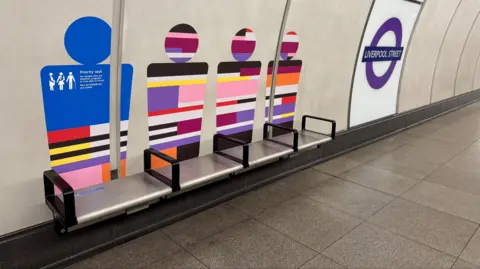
<box><xmin>272</xmin><ymin>129</ymin><xmax>332</xmax><ymax>151</ymax></box>
<box><xmin>74</xmin><ymin>172</ymin><xmax>172</xmax><ymax>224</ymax></box>
<box><xmin>152</xmin><ymin>153</ymin><xmax>243</xmax><ymax>191</ymax></box>
<box><xmin>221</xmin><ymin>139</ymin><xmax>294</xmax><ymax>167</ymax></box>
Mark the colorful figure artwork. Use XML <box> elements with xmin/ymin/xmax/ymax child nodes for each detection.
<box><xmin>40</xmin><ymin>16</ymin><xmax>133</xmax><ymax>190</ymax></box>
<box><xmin>266</xmin><ymin>31</ymin><xmax>302</xmax><ymax>136</ymax></box>
<box><xmin>216</xmin><ymin>28</ymin><xmax>261</xmax><ymax>150</ymax></box>
<box><xmin>147</xmin><ymin>24</ymin><xmax>209</xmax><ymax>168</ymax></box>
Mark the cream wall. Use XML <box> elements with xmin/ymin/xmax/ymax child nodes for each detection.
<box><xmin>455</xmin><ymin>12</ymin><xmax>480</xmax><ymax>95</ymax></box>
<box><xmin>398</xmin><ymin>0</ymin><xmax>461</xmax><ymax>112</ymax></box>
<box><xmin>431</xmin><ymin>0</ymin><xmax>480</xmax><ymax>102</ymax></box>
<box><xmin>286</xmin><ymin>0</ymin><xmax>373</xmax><ymax>132</ymax></box>
<box><xmin>0</xmin><ymin>0</ymin><xmax>114</xmax><ymax>235</ymax></box>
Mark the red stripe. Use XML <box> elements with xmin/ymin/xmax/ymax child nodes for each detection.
<box><xmin>148</xmin><ymin>105</ymin><xmax>204</xmax><ymax>117</ymax></box>
<box><xmin>216</xmin><ymin>100</ymin><xmax>237</xmax><ymax>107</ymax></box>
<box><xmin>47</xmin><ymin>126</ymin><xmax>90</xmax><ymax>144</ymax></box>
<box><xmin>282</xmin><ymin>96</ymin><xmax>296</xmax><ymax>104</ymax></box>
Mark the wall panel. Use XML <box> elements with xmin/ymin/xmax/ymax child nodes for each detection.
<box><xmin>455</xmin><ymin>13</ymin><xmax>480</xmax><ymax>95</ymax></box>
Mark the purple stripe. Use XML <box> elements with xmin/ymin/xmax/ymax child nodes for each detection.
<box><xmin>265</xmin><ymin>103</ymin><xmax>296</xmax><ymax>117</ymax></box>
<box><xmin>165</xmin><ymin>38</ymin><xmax>199</xmax><ymax>52</ymax></box>
<box><xmin>236</xmin><ymin>109</ymin><xmax>255</xmax><ymax>122</ymax></box>
<box><xmin>231</xmin><ymin>40</ymin><xmax>256</xmax><ymax>53</ymax></box>
<box><xmin>166</xmin><ymin>48</ymin><xmax>182</xmax><ymax>52</ymax></box>
<box><xmin>268</xmin><ymin>65</ymin><xmax>302</xmax><ymax>74</ymax></box>
<box><xmin>151</xmin><ymin>136</ymin><xmax>200</xmax><ymax>151</ymax></box>
<box><xmin>148</xmin><ymin>86</ymin><xmax>179</xmax><ymax>112</ymax></box>
<box><xmin>53</xmin><ymin>155</ymin><xmax>110</xmax><ymax>174</ymax></box>
<box><xmin>171</xmin><ymin>58</ymin><xmax>191</xmax><ymax>63</ymax></box>
<box><xmin>218</xmin><ymin>124</ymin><xmax>253</xmax><ymax>136</ymax></box>
<box><xmin>233</xmin><ymin>53</ymin><xmax>252</xmax><ymax>62</ymax></box>
<box><xmin>240</xmin><ymin>68</ymin><xmax>261</xmax><ymax>76</ymax></box>
<box><xmin>121</xmin><ymin>151</ymin><xmax>127</xmax><ymax>160</ymax></box>
<box><xmin>273</xmin><ymin>117</ymin><xmax>294</xmax><ymax>125</ymax></box>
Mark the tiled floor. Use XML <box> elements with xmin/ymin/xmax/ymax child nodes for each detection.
<box><xmin>69</xmin><ymin>102</ymin><xmax>480</xmax><ymax>269</ymax></box>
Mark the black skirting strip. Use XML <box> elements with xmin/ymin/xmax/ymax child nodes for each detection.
<box><xmin>1</xmin><ymin>89</ymin><xmax>480</xmax><ymax>269</ymax></box>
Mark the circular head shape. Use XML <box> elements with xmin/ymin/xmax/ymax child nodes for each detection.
<box><xmin>69</xmin><ymin>72</ymin><xmax>73</xmax><ymax>75</ymax></box>
<box><xmin>165</xmin><ymin>24</ymin><xmax>199</xmax><ymax>63</ymax></box>
<box><xmin>64</xmin><ymin>16</ymin><xmax>112</xmax><ymax>65</ymax></box>
<box><xmin>231</xmin><ymin>28</ymin><xmax>256</xmax><ymax>62</ymax></box>
<box><xmin>280</xmin><ymin>31</ymin><xmax>299</xmax><ymax>61</ymax></box>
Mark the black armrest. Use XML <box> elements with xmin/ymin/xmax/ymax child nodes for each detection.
<box><xmin>43</xmin><ymin>170</ymin><xmax>77</xmax><ymax>228</ymax></box>
<box><xmin>302</xmin><ymin>115</ymin><xmax>336</xmax><ymax>140</ymax></box>
<box><xmin>213</xmin><ymin>134</ymin><xmax>249</xmax><ymax>168</ymax></box>
<box><xmin>263</xmin><ymin>123</ymin><xmax>299</xmax><ymax>152</ymax></box>
<box><xmin>144</xmin><ymin>148</ymin><xmax>180</xmax><ymax>191</ymax></box>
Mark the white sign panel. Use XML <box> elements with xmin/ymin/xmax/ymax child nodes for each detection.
<box><xmin>349</xmin><ymin>0</ymin><xmax>423</xmax><ymax>127</ymax></box>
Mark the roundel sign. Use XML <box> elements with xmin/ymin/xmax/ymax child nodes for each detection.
<box><xmin>362</xmin><ymin>17</ymin><xmax>404</xmax><ymax>89</ymax></box>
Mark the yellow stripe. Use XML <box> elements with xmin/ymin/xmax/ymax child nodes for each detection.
<box><xmin>217</xmin><ymin>76</ymin><xmax>251</xmax><ymax>83</ymax></box>
<box><xmin>51</xmin><ymin>153</ymin><xmax>91</xmax><ymax>167</ymax></box>
<box><xmin>147</xmin><ymin>79</ymin><xmax>207</xmax><ymax>88</ymax></box>
<box><xmin>280</xmin><ymin>112</ymin><xmax>295</xmax><ymax>118</ymax></box>
<box><xmin>49</xmin><ymin>143</ymin><xmax>91</xmax><ymax>155</ymax></box>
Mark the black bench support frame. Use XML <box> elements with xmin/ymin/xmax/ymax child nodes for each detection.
<box><xmin>144</xmin><ymin>149</ymin><xmax>180</xmax><ymax>192</ymax></box>
<box><xmin>213</xmin><ymin>133</ymin><xmax>250</xmax><ymax>168</ymax></box>
<box><xmin>302</xmin><ymin>115</ymin><xmax>337</xmax><ymax>140</ymax></box>
<box><xmin>43</xmin><ymin>170</ymin><xmax>77</xmax><ymax>234</ymax></box>
<box><xmin>263</xmin><ymin>122</ymin><xmax>299</xmax><ymax>152</ymax></box>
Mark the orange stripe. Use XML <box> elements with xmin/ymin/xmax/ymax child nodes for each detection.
<box><xmin>120</xmin><ymin>159</ymin><xmax>126</xmax><ymax>178</ymax></box>
<box><xmin>282</xmin><ymin>96</ymin><xmax>296</xmax><ymax>104</ymax></box>
<box><xmin>266</xmin><ymin>73</ymin><xmax>301</xmax><ymax>87</ymax></box>
<box><xmin>148</xmin><ymin>105</ymin><xmax>204</xmax><ymax>117</ymax></box>
<box><xmin>152</xmin><ymin>147</ymin><xmax>177</xmax><ymax>169</ymax></box>
<box><xmin>217</xmin><ymin>100</ymin><xmax>237</xmax><ymax>107</ymax></box>
<box><xmin>101</xmin><ymin>163</ymin><xmax>111</xmax><ymax>182</ymax></box>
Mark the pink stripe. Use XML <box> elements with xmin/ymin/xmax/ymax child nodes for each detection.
<box><xmin>217</xmin><ymin>80</ymin><xmax>259</xmax><ymax>98</ymax></box>
<box><xmin>167</xmin><ymin>32</ymin><xmax>199</xmax><ymax>39</ymax></box>
<box><xmin>233</xmin><ymin>36</ymin><xmax>246</xmax><ymax>41</ymax></box>
<box><xmin>179</xmin><ymin>84</ymin><xmax>207</xmax><ymax>103</ymax></box>
<box><xmin>60</xmin><ymin>165</ymin><xmax>103</xmax><ymax>191</ymax></box>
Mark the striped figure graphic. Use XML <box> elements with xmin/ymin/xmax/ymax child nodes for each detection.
<box><xmin>216</xmin><ymin>28</ymin><xmax>261</xmax><ymax>150</ymax></box>
<box><xmin>266</xmin><ymin>31</ymin><xmax>302</xmax><ymax>136</ymax></box>
<box><xmin>147</xmin><ymin>24</ymin><xmax>209</xmax><ymax>168</ymax></box>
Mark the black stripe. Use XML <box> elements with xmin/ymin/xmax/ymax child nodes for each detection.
<box><xmin>217</xmin><ymin>61</ymin><xmax>262</xmax><ymax>74</ymax></box>
<box><xmin>50</xmin><ymin>144</ymin><xmax>110</xmax><ymax>161</ymax></box>
<box><xmin>147</xmin><ymin>62</ymin><xmax>209</xmax><ymax>78</ymax></box>
<box><xmin>403</xmin><ymin>0</ymin><xmax>423</xmax><ymax>5</ymax></box>
<box><xmin>170</xmin><ymin>23</ymin><xmax>197</xmax><ymax>34</ymax></box>
<box><xmin>149</xmin><ymin>122</ymin><xmax>178</xmax><ymax>132</ymax></box>
<box><xmin>49</xmin><ymin>134</ymin><xmax>110</xmax><ymax>150</ymax></box>
<box><xmin>149</xmin><ymin>131</ymin><xmax>178</xmax><ymax>141</ymax></box>
<box><xmin>120</xmin><ymin>141</ymin><xmax>127</xmax><ymax>147</ymax></box>
<box><xmin>268</xmin><ymin>60</ymin><xmax>303</xmax><ymax>68</ymax></box>
<box><xmin>237</xmin><ymin>98</ymin><xmax>257</xmax><ymax>104</ymax></box>
<box><xmin>266</xmin><ymin>93</ymin><xmax>297</xmax><ymax>100</ymax></box>
<box><xmin>236</xmin><ymin>28</ymin><xmax>247</xmax><ymax>36</ymax></box>
<box><xmin>120</xmin><ymin>130</ymin><xmax>128</xmax><ymax>136</ymax></box>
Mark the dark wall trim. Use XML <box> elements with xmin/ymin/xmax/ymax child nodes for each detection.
<box><xmin>2</xmin><ymin>89</ymin><xmax>480</xmax><ymax>269</ymax></box>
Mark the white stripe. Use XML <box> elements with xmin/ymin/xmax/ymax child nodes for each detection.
<box><xmin>147</xmin><ymin>74</ymin><xmax>207</xmax><ymax>82</ymax></box>
<box><xmin>150</xmin><ymin>131</ymin><xmax>201</xmax><ymax>145</ymax></box>
<box><xmin>148</xmin><ymin>110</ymin><xmax>203</xmax><ymax>126</ymax></box>
<box><xmin>245</xmin><ymin>32</ymin><xmax>256</xmax><ymax>41</ymax></box>
<box><xmin>264</xmin><ymin>114</ymin><xmax>291</xmax><ymax>121</ymax></box>
<box><xmin>217</xmin><ymin>120</ymin><xmax>255</xmax><ymax>131</ymax></box>
<box><xmin>148</xmin><ymin>126</ymin><xmax>178</xmax><ymax>137</ymax></box>
<box><xmin>283</xmin><ymin>34</ymin><xmax>299</xmax><ymax>43</ymax></box>
<box><xmin>90</xmin><ymin>139</ymin><xmax>110</xmax><ymax>148</ymax></box>
<box><xmin>166</xmin><ymin>52</ymin><xmax>196</xmax><ymax>58</ymax></box>
<box><xmin>217</xmin><ymin>102</ymin><xmax>256</xmax><ymax>115</ymax></box>
<box><xmin>217</xmin><ymin>73</ymin><xmax>240</xmax><ymax>78</ymax></box>
<box><xmin>274</xmin><ymin>85</ymin><xmax>298</xmax><ymax>96</ymax></box>
<box><xmin>249</xmin><ymin>75</ymin><xmax>260</xmax><ymax>80</ymax></box>
<box><xmin>120</xmin><ymin>136</ymin><xmax>128</xmax><ymax>142</ymax></box>
<box><xmin>179</xmin><ymin>100</ymin><xmax>204</xmax><ymax>108</ymax></box>
<box><xmin>91</xmin><ymin>149</ymin><xmax>110</xmax><ymax>158</ymax></box>
<box><xmin>120</xmin><ymin>120</ymin><xmax>129</xmax><ymax>131</ymax></box>
<box><xmin>120</xmin><ymin>146</ymin><xmax>127</xmax><ymax>152</ymax></box>
<box><xmin>265</xmin><ymin>98</ymin><xmax>283</xmax><ymax>107</ymax></box>
<box><xmin>90</xmin><ymin>123</ymin><xmax>109</xmax><ymax>136</ymax></box>
<box><xmin>217</xmin><ymin>94</ymin><xmax>257</xmax><ymax>103</ymax></box>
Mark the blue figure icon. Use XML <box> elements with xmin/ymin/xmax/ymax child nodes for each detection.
<box><xmin>40</xmin><ymin>16</ymin><xmax>133</xmax><ymax>190</ymax></box>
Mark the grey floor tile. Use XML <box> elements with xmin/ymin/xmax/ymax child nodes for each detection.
<box><xmin>187</xmin><ymin>219</ymin><xmax>316</xmax><ymax>269</ymax></box>
<box><xmin>452</xmin><ymin>259</ymin><xmax>480</xmax><ymax>269</ymax></box>
<box><xmin>305</xmin><ymin>178</ymin><xmax>394</xmax><ymax>219</ymax></box>
<box><xmin>68</xmin><ymin>230</ymin><xmax>181</xmax><ymax>269</ymax></box>
<box><xmin>460</xmin><ymin>229</ymin><xmax>480</xmax><ymax>267</ymax></box>
<box><xmin>228</xmin><ymin>183</ymin><xmax>297</xmax><ymax>215</ymax></box>
<box><xmin>425</xmin><ymin>164</ymin><xmax>480</xmax><ymax>196</ymax></box>
<box><xmin>300</xmin><ymin>254</ymin><xmax>346</xmax><ymax>269</ymax></box>
<box><xmin>313</xmin><ymin>156</ymin><xmax>362</xmax><ymax>176</ymax></box>
<box><xmin>254</xmin><ymin>196</ymin><xmax>362</xmax><ymax>252</ymax></box>
<box><xmin>322</xmin><ymin>223</ymin><xmax>456</xmax><ymax>269</ymax></box>
<box><xmin>448</xmin><ymin>148</ymin><xmax>480</xmax><ymax>174</ymax></box>
<box><xmin>340</xmin><ymin>164</ymin><xmax>420</xmax><ymax>196</ymax></box>
<box><xmin>145</xmin><ymin>249</ymin><xmax>207</xmax><ymax>269</ymax></box>
<box><xmin>406</xmin><ymin>122</ymin><xmax>444</xmax><ymax>136</ymax></box>
<box><xmin>402</xmin><ymin>181</ymin><xmax>480</xmax><ymax>224</ymax></box>
<box><xmin>369</xmin><ymin>198</ymin><xmax>478</xmax><ymax>256</ymax></box>
<box><xmin>162</xmin><ymin>203</ymin><xmax>248</xmax><ymax>247</ymax></box>
<box><xmin>275</xmin><ymin>168</ymin><xmax>332</xmax><ymax>194</ymax></box>
<box><xmin>343</xmin><ymin>139</ymin><xmax>404</xmax><ymax>164</ymax></box>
